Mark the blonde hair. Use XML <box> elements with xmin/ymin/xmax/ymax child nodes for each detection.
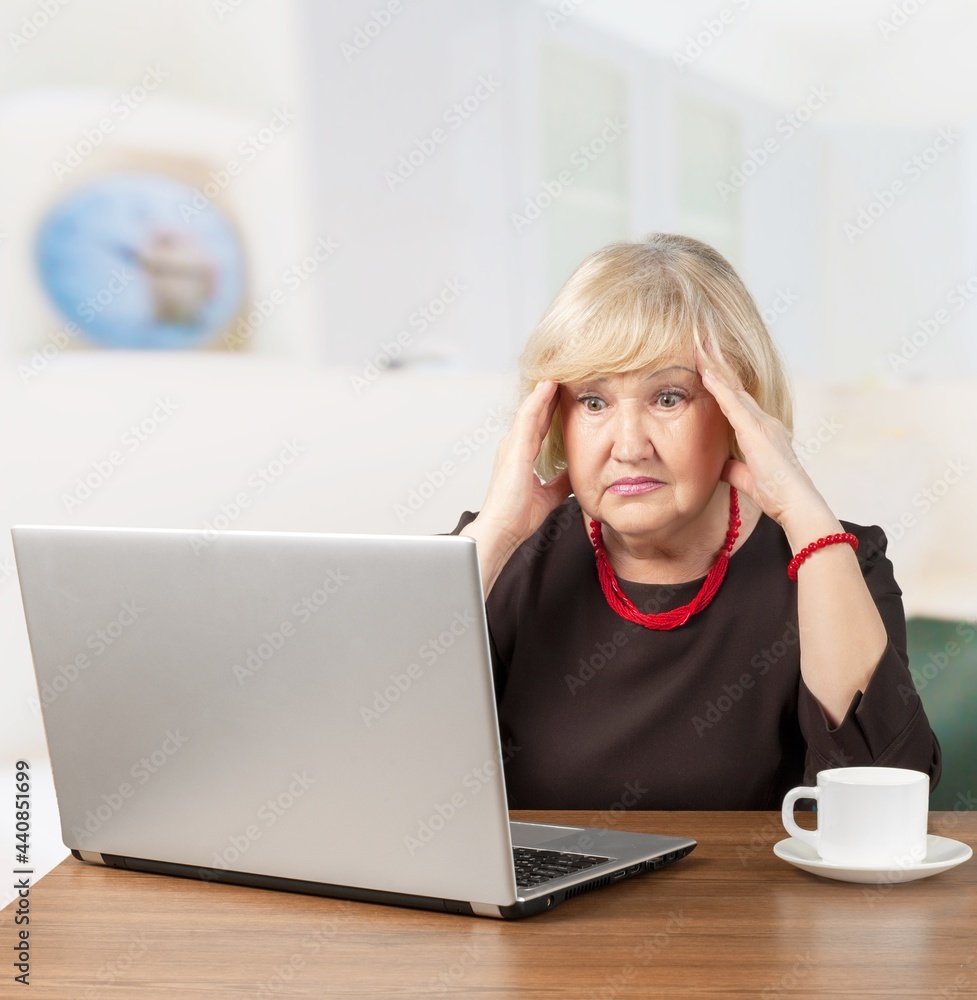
<box><xmin>519</xmin><ymin>233</ymin><xmax>793</xmax><ymax>480</ymax></box>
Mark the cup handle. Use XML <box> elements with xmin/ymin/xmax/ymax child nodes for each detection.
<box><xmin>782</xmin><ymin>785</ymin><xmax>820</xmax><ymax>852</ymax></box>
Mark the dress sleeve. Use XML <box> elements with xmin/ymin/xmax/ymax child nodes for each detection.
<box><xmin>447</xmin><ymin>511</ymin><xmax>478</xmax><ymax>535</ymax></box>
<box><xmin>797</xmin><ymin>523</ymin><xmax>942</xmax><ymax>790</ymax></box>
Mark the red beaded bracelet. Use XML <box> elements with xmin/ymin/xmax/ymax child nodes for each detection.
<box><xmin>787</xmin><ymin>532</ymin><xmax>859</xmax><ymax>581</ymax></box>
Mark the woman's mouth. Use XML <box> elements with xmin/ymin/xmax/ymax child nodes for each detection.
<box><xmin>607</xmin><ymin>477</ymin><xmax>665</xmax><ymax>496</ymax></box>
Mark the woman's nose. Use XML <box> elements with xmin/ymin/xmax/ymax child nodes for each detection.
<box><xmin>609</xmin><ymin>406</ymin><xmax>655</xmax><ymax>464</ymax></box>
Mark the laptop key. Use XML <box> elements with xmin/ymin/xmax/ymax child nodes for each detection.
<box><xmin>513</xmin><ymin>847</ymin><xmax>613</xmax><ymax>889</ymax></box>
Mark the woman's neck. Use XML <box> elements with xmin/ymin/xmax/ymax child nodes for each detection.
<box><xmin>583</xmin><ymin>488</ymin><xmax>761</xmax><ymax>585</ymax></box>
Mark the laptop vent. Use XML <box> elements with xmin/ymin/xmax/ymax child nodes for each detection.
<box><xmin>564</xmin><ymin>874</ymin><xmax>612</xmax><ymax>900</ymax></box>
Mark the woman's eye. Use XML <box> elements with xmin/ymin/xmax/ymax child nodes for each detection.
<box><xmin>657</xmin><ymin>391</ymin><xmax>684</xmax><ymax>409</ymax></box>
<box><xmin>579</xmin><ymin>396</ymin><xmax>606</xmax><ymax>412</ymax></box>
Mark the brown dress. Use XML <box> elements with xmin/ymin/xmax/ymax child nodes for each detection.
<box><xmin>451</xmin><ymin>498</ymin><xmax>942</xmax><ymax>810</ymax></box>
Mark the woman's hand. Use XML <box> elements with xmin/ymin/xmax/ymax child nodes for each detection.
<box><xmin>695</xmin><ymin>348</ymin><xmax>831</xmax><ymax>532</ymax></box>
<box><xmin>462</xmin><ymin>381</ymin><xmax>571</xmax><ymax>596</ymax></box>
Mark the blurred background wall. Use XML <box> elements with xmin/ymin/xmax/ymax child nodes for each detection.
<box><xmin>2</xmin><ymin>0</ymin><xmax>976</xmax><ymax>893</ymax></box>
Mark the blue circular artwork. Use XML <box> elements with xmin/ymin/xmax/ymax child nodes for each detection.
<box><xmin>34</xmin><ymin>172</ymin><xmax>247</xmax><ymax>349</ymax></box>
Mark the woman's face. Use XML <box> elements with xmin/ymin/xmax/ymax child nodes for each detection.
<box><xmin>559</xmin><ymin>360</ymin><xmax>731</xmax><ymax>541</ymax></box>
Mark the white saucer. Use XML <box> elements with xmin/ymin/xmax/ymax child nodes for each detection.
<box><xmin>773</xmin><ymin>835</ymin><xmax>972</xmax><ymax>884</ymax></box>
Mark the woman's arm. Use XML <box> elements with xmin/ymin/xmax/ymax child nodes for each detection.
<box><xmin>777</xmin><ymin>500</ymin><xmax>887</xmax><ymax>725</ymax></box>
<box><xmin>697</xmin><ymin>354</ymin><xmax>887</xmax><ymax>725</ymax></box>
<box><xmin>794</xmin><ymin>521</ymin><xmax>940</xmax><ymax>786</ymax></box>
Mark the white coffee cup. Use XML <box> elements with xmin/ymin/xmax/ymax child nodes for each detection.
<box><xmin>781</xmin><ymin>766</ymin><xmax>929</xmax><ymax>868</ymax></box>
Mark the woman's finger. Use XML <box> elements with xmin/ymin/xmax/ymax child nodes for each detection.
<box><xmin>719</xmin><ymin>457</ymin><xmax>755</xmax><ymax>497</ymax></box>
<box><xmin>540</xmin><ymin>468</ymin><xmax>571</xmax><ymax>502</ymax></box>
<box><xmin>489</xmin><ymin>385</ymin><xmax>551</xmax><ymax>484</ymax></box>
<box><xmin>507</xmin><ymin>380</ymin><xmax>558</xmax><ymax>453</ymax></box>
<box><xmin>534</xmin><ymin>379</ymin><xmax>561</xmax><ymax>432</ymax></box>
<box><xmin>700</xmin><ymin>366</ymin><xmax>767</xmax><ymax>435</ymax></box>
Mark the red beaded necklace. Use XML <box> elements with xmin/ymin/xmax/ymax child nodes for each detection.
<box><xmin>589</xmin><ymin>487</ymin><xmax>741</xmax><ymax>631</ymax></box>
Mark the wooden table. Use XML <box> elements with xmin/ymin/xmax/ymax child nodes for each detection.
<box><xmin>5</xmin><ymin>811</ymin><xmax>976</xmax><ymax>999</ymax></box>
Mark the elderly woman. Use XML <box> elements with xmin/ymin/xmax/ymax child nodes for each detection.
<box><xmin>454</xmin><ymin>233</ymin><xmax>941</xmax><ymax>810</ymax></box>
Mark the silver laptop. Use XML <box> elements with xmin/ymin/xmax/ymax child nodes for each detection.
<box><xmin>12</xmin><ymin>524</ymin><xmax>695</xmax><ymax>919</ymax></box>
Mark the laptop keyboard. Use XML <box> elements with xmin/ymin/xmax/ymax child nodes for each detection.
<box><xmin>513</xmin><ymin>846</ymin><xmax>611</xmax><ymax>889</ymax></box>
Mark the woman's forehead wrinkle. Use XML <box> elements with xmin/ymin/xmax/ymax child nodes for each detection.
<box><xmin>582</xmin><ymin>365</ymin><xmax>695</xmax><ymax>386</ymax></box>
<box><xmin>643</xmin><ymin>365</ymin><xmax>695</xmax><ymax>380</ymax></box>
